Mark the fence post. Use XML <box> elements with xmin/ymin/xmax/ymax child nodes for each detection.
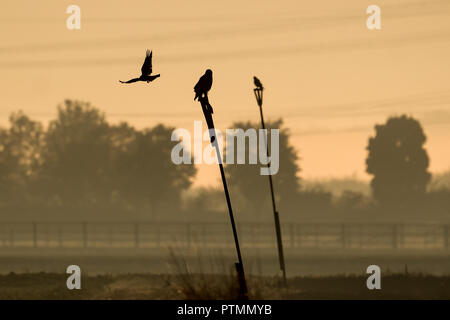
<box><xmin>82</xmin><ymin>222</ymin><xmax>87</xmax><ymax>248</ymax></box>
<box><xmin>290</xmin><ymin>224</ymin><xmax>294</xmax><ymax>248</ymax></box>
<box><xmin>108</xmin><ymin>227</ymin><xmax>113</xmax><ymax>246</ymax></box>
<box><xmin>358</xmin><ymin>224</ymin><xmax>363</xmax><ymax>248</ymax></box>
<box><xmin>444</xmin><ymin>225</ymin><xmax>449</xmax><ymax>250</ymax></box>
<box><xmin>400</xmin><ymin>223</ymin><xmax>404</xmax><ymax>248</ymax></box>
<box><xmin>58</xmin><ymin>226</ymin><xmax>63</xmax><ymax>247</ymax></box>
<box><xmin>0</xmin><ymin>225</ymin><xmax>4</xmax><ymax>247</ymax></box>
<box><xmin>134</xmin><ymin>223</ymin><xmax>140</xmax><ymax>248</ymax></box>
<box><xmin>156</xmin><ymin>225</ymin><xmax>160</xmax><ymax>247</ymax></box>
<box><xmin>341</xmin><ymin>224</ymin><xmax>346</xmax><ymax>248</ymax></box>
<box><xmin>186</xmin><ymin>223</ymin><xmax>191</xmax><ymax>248</ymax></box>
<box><xmin>9</xmin><ymin>228</ymin><xmax>14</xmax><ymax>247</ymax></box>
<box><xmin>251</xmin><ymin>225</ymin><xmax>256</xmax><ymax>248</ymax></box>
<box><xmin>392</xmin><ymin>224</ymin><xmax>398</xmax><ymax>249</ymax></box>
<box><xmin>32</xmin><ymin>222</ymin><xmax>37</xmax><ymax>248</ymax></box>
<box><xmin>202</xmin><ymin>225</ymin><xmax>207</xmax><ymax>248</ymax></box>
<box><xmin>315</xmin><ymin>224</ymin><xmax>319</xmax><ymax>247</ymax></box>
<box><xmin>45</xmin><ymin>226</ymin><xmax>50</xmax><ymax>246</ymax></box>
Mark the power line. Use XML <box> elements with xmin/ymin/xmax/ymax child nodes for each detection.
<box><xmin>0</xmin><ymin>0</ymin><xmax>449</xmax><ymax>55</ymax></box>
<box><xmin>1</xmin><ymin>29</ymin><xmax>449</xmax><ymax>69</ymax></box>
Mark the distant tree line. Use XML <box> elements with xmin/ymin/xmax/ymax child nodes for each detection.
<box><xmin>186</xmin><ymin>116</ymin><xmax>450</xmax><ymax>222</ymax></box>
<box><xmin>0</xmin><ymin>100</ymin><xmax>195</xmax><ymax>219</ymax></box>
<box><xmin>0</xmin><ymin>100</ymin><xmax>448</xmax><ymax>222</ymax></box>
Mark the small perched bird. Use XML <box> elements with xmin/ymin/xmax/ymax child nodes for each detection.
<box><xmin>253</xmin><ymin>76</ymin><xmax>263</xmax><ymax>89</ymax></box>
<box><xmin>119</xmin><ymin>50</ymin><xmax>160</xmax><ymax>84</ymax></box>
<box><xmin>194</xmin><ymin>69</ymin><xmax>213</xmax><ymax>101</ymax></box>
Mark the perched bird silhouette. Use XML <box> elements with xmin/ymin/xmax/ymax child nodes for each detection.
<box><xmin>194</xmin><ymin>69</ymin><xmax>213</xmax><ymax>101</ymax></box>
<box><xmin>119</xmin><ymin>50</ymin><xmax>160</xmax><ymax>84</ymax></box>
<box><xmin>253</xmin><ymin>76</ymin><xmax>263</xmax><ymax>89</ymax></box>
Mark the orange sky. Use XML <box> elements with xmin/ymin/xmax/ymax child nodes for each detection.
<box><xmin>0</xmin><ymin>0</ymin><xmax>449</xmax><ymax>187</ymax></box>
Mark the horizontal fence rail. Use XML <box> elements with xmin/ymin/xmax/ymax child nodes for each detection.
<box><xmin>0</xmin><ymin>222</ymin><xmax>448</xmax><ymax>250</ymax></box>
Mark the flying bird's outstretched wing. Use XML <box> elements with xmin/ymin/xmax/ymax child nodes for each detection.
<box><xmin>140</xmin><ymin>50</ymin><xmax>153</xmax><ymax>76</ymax></box>
<box><xmin>253</xmin><ymin>76</ymin><xmax>263</xmax><ymax>89</ymax></box>
<box><xmin>119</xmin><ymin>78</ymin><xmax>141</xmax><ymax>84</ymax></box>
<box><xmin>194</xmin><ymin>70</ymin><xmax>213</xmax><ymax>100</ymax></box>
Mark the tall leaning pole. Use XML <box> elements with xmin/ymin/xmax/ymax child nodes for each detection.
<box><xmin>196</xmin><ymin>92</ymin><xmax>248</xmax><ymax>299</ymax></box>
<box><xmin>253</xmin><ymin>77</ymin><xmax>287</xmax><ymax>283</ymax></box>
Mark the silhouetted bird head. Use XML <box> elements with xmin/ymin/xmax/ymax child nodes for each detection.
<box><xmin>205</xmin><ymin>69</ymin><xmax>213</xmax><ymax>76</ymax></box>
<box><xmin>253</xmin><ymin>76</ymin><xmax>263</xmax><ymax>89</ymax></box>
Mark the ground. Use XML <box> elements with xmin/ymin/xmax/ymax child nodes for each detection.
<box><xmin>1</xmin><ymin>272</ymin><xmax>450</xmax><ymax>299</ymax></box>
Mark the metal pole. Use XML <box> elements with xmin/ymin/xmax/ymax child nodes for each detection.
<box><xmin>253</xmin><ymin>83</ymin><xmax>287</xmax><ymax>283</ymax></box>
<box><xmin>198</xmin><ymin>95</ymin><xmax>248</xmax><ymax>298</ymax></box>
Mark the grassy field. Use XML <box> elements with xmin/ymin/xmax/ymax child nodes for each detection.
<box><xmin>1</xmin><ymin>272</ymin><xmax>450</xmax><ymax>299</ymax></box>
<box><xmin>1</xmin><ymin>247</ymin><xmax>450</xmax><ymax>276</ymax></box>
<box><xmin>1</xmin><ymin>248</ymin><xmax>449</xmax><ymax>299</ymax></box>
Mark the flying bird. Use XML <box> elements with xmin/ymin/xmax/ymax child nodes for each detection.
<box><xmin>194</xmin><ymin>69</ymin><xmax>213</xmax><ymax>101</ymax></box>
<box><xmin>119</xmin><ymin>50</ymin><xmax>160</xmax><ymax>84</ymax></box>
<box><xmin>253</xmin><ymin>76</ymin><xmax>263</xmax><ymax>89</ymax></box>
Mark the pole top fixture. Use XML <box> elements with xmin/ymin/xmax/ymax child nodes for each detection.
<box><xmin>253</xmin><ymin>88</ymin><xmax>263</xmax><ymax>107</ymax></box>
<box><xmin>253</xmin><ymin>76</ymin><xmax>264</xmax><ymax>107</ymax></box>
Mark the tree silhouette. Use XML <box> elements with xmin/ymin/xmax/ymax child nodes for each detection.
<box><xmin>39</xmin><ymin>100</ymin><xmax>112</xmax><ymax>207</ymax></box>
<box><xmin>0</xmin><ymin>112</ymin><xmax>44</xmax><ymax>204</ymax></box>
<box><xmin>34</xmin><ymin>100</ymin><xmax>196</xmax><ymax>215</ymax></box>
<box><xmin>111</xmin><ymin>123</ymin><xmax>196</xmax><ymax>218</ymax></box>
<box><xmin>366</xmin><ymin>115</ymin><xmax>431</xmax><ymax>208</ymax></box>
<box><xmin>0</xmin><ymin>100</ymin><xmax>198</xmax><ymax>217</ymax></box>
<box><xmin>225</xmin><ymin>119</ymin><xmax>300</xmax><ymax>218</ymax></box>
<box><xmin>113</xmin><ymin>125</ymin><xmax>196</xmax><ymax>217</ymax></box>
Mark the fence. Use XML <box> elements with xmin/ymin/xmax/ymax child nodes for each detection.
<box><xmin>0</xmin><ymin>222</ymin><xmax>448</xmax><ymax>250</ymax></box>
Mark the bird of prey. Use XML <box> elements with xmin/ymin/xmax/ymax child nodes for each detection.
<box><xmin>253</xmin><ymin>76</ymin><xmax>263</xmax><ymax>89</ymax></box>
<box><xmin>119</xmin><ymin>50</ymin><xmax>160</xmax><ymax>84</ymax></box>
<box><xmin>194</xmin><ymin>69</ymin><xmax>213</xmax><ymax>101</ymax></box>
